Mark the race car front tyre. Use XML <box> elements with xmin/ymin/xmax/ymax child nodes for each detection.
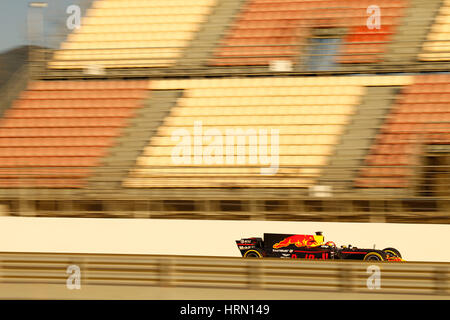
<box><xmin>243</xmin><ymin>248</ymin><xmax>264</xmax><ymax>258</ymax></box>
<box><xmin>383</xmin><ymin>247</ymin><xmax>402</xmax><ymax>259</ymax></box>
<box><xmin>363</xmin><ymin>251</ymin><xmax>386</xmax><ymax>262</ymax></box>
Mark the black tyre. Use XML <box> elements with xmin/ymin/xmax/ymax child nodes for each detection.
<box><xmin>363</xmin><ymin>251</ymin><xmax>387</xmax><ymax>262</ymax></box>
<box><xmin>383</xmin><ymin>247</ymin><xmax>402</xmax><ymax>259</ymax></box>
<box><xmin>243</xmin><ymin>248</ymin><xmax>264</xmax><ymax>258</ymax></box>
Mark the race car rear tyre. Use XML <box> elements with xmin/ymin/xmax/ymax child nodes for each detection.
<box><xmin>383</xmin><ymin>247</ymin><xmax>402</xmax><ymax>259</ymax></box>
<box><xmin>243</xmin><ymin>248</ymin><xmax>264</xmax><ymax>258</ymax></box>
<box><xmin>363</xmin><ymin>251</ymin><xmax>386</xmax><ymax>262</ymax></box>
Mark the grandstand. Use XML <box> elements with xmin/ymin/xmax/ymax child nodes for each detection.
<box><xmin>0</xmin><ymin>0</ymin><xmax>449</xmax><ymax>223</ymax></box>
<box><xmin>357</xmin><ymin>74</ymin><xmax>450</xmax><ymax>190</ymax></box>
<box><xmin>212</xmin><ymin>0</ymin><xmax>407</xmax><ymax>65</ymax></box>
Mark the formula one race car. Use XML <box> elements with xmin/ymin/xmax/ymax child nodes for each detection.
<box><xmin>236</xmin><ymin>232</ymin><xmax>403</xmax><ymax>262</ymax></box>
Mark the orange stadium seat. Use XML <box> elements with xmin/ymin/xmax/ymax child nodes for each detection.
<box><xmin>0</xmin><ymin>137</ymin><xmax>115</xmax><ymax>147</ymax></box>
<box><xmin>4</xmin><ymin>108</ymin><xmax>136</xmax><ymax>119</ymax></box>
<box><xmin>0</xmin><ymin>80</ymin><xmax>150</xmax><ymax>188</ymax></box>
<box><xmin>339</xmin><ymin>25</ymin><xmax>395</xmax><ymax>63</ymax></box>
<box><xmin>212</xmin><ymin>0</ymin><xmax>407</xmax><ymax>66</ymax></box>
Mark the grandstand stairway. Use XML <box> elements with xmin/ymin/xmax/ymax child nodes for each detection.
<box><xmin>88</xmin><ymin>89</ymin><xmax>182</xmax><ymax>191</ymax></box>
<box><xmin>177</xmin><ymin>0</ymin><xmax>246</xmax><ymax>69</ymax></box>
<box><xmin>318</xmin><ymin>86</ymin><xmax>400</xmax><ymax>193</ymax></box>
<box><xmin>386</xmin><ymin>0</ymin><xmax>444</xmax><ymax>64</ymax></box>
<box><xmin>0</xmin><ymin>66</ymin><xmax>29</xmax><ymax>122</ymax></box>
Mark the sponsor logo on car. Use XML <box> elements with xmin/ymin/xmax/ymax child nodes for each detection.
<box><xmin>272</xmin><ymin>234</ymin><xmax>323</xmax><ymax>249</ymax></box>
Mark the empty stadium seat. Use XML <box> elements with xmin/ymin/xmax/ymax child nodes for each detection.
<box><xmin>49</xmin><ymin>0</ymin><xmax>217</xmax><ymax>69</ymax></box>
<box><xmin>420</xmin><ymin>0</ymin><xmax>450</xmax><ymax>61</ymax></box>
<box><xmin>211</xmin><ymin>0</ymin><xmax>406</xmax><ymax>66</ymax></box>
<box><xmin>124</xmin><ymin>76</ymin><xmax>368</xmax><ymax>188</ymax></box>
<box><xmin>357</xmin><ymin>74</ymin><xmax>450</xmax><ymax>188</ymax></box>
<box><xmin>339</xmin><ymin>26</ymin><xmax>394</xmax><ymax>63</ymax></box>
<box><xmin>0</xmin><ymin>80</ymin><xmax>150</xmax><ymax>188</ymax></box>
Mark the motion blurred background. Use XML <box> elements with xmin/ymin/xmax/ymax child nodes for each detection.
<box><xmin>0</xmin><ymin>0</ymin><xmax>449</xmax><ymax>299</ymax></box>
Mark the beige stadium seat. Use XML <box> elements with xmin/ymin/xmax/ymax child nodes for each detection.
<box><xmin>94</xmin><ymin>0</ymin><xmax>215</xmax><ymax>8</ymax></box>
<box><xmin>136</xmin><ymin>154</ymin><xmax>329</xmax><ymax>168</ymax></box>
<box><xmin>62</xmin><ymin>39</ymin><xmax>189</xmax><ymax>50</ymax></box>
<box><xmin>277</xmin><ymin>145</ymin><xmax>333</xmax><ymax>155</ymax></box>
<box><xmin>52</xmin><ymin>47</ymin><xmax>181</xmax><ymax>68</ymax></box>
<box><xmin>420</xmin><ymin>0</ymin><xmax>450</xmax><ymax>60</ymax></box>
<box><xmin>170</xmin><ymin>105</ymin><xmax>354</xmax><ymax>117</ymax></box>
<box><xmin>69</xmin><ymin>31</ymin><xmax>193</xmax><ymax>42</ymax></box>
<box><xmin>82</xmin><ymin>15</ymin><xmax>205</xmax><ymax>25</ymax></box>
<box><xmin>129</xmin><ymin>167</ymin><xmax>321</xmax><ymax>178</ymax></box>
<box><xmin>75</xmin><ymin>23</ymin><xmax>200</xmax><ymax>33</ymax></box>
<box><xmin>156</xmin><ymin>124</ymin><xmax>344</xmax><ymax>137</ymax></box>
<box><xmin>123</xmin><ymin>177</ymin><xmax>317</xmax><ymax>188</ymax></box>
<box><xmin>185</xmin><ymin>86</ymin><xmax>365</xmax><ymax>98</ymax></box>
<box><xmin>88</xmin><ymin>6</ymin><xmax>212</xmax><ymax>17</ymax></box>
<box><xmin>143</xmin><ymin>145</ymin><xmax>333</xmax><ymax>157</ymax></box>
<box><xmin>149</xmin><ymin>134</ymin><xmax>338</xmax><ymax>147</ymax></box>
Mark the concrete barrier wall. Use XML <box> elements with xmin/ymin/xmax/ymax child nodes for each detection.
<box><xmin>0</xmin><ymin>217</ymin><xmax>448</xmax><ymax>262</ymax></box>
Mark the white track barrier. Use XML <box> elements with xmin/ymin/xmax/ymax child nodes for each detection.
<box><xmin>0</xmin><ymin>217</ymin><xmax>448</xmax><ymax>262</ymax></box>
